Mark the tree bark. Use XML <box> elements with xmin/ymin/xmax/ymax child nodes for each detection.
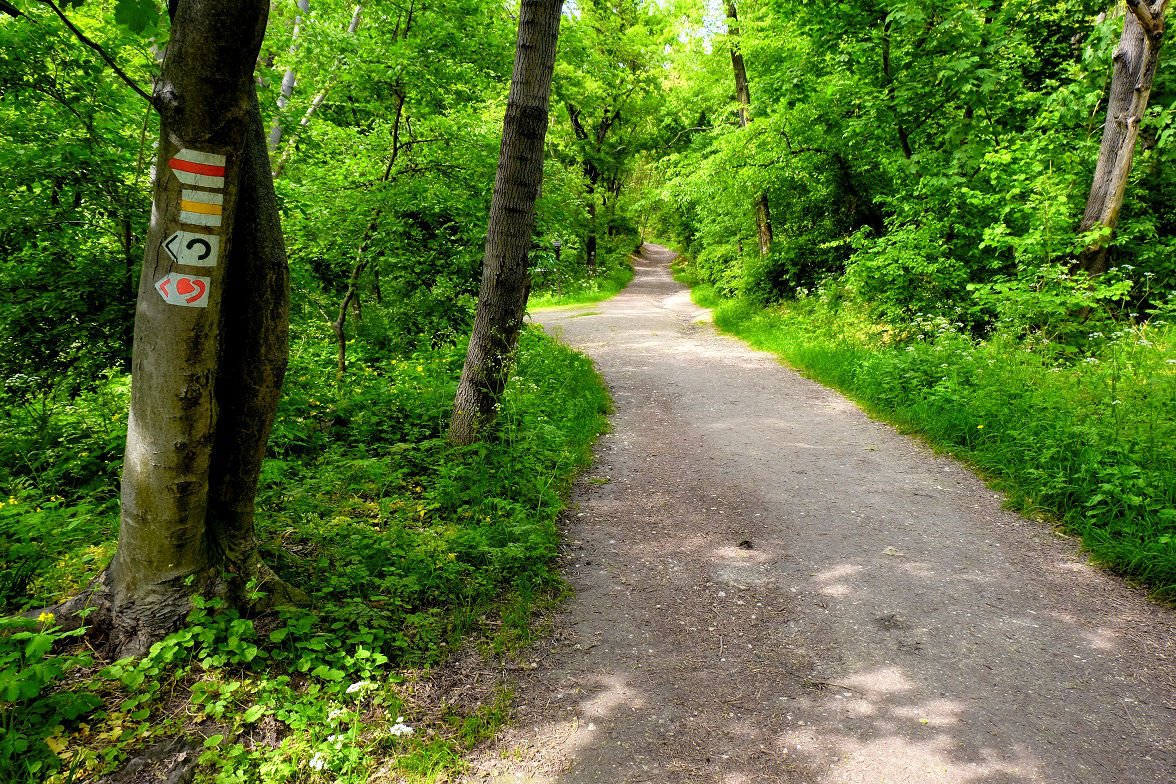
<box><xmin>881</xmin><ymin>19</ymin><xmax>914</xmax><ymax>161</ymax></box>
<box><xmin>1077</xmin><ymin>0</ymin><xmax>1168</xmax><ymax>275</ymax></box>
<box><xmin>268</xmin><ymin>0</ymin><xmax>310</xmax><ymax>152</ymax></box>
<box><xmin>271</xmin><ymin>3</ymin><xmax>366</xmax><ymax>178</ymax></box>
<box><xmin>585</xmin><ymin>174</ymin><xmax>598</xmax><ymax>270</ymax></box>
<box><xmin>56</xmin><ymin>0</ymin><xmax>297</xmax><ymax>658</ymax></box>
<box><xmin>726</xmin><ymin>0</ymin><xmax>772</xmax><ymax>256</ymax></box>
<box><xmin>567</xmin><ymin>104</ymin><xmax>607</xmax><ymax>271</ymax></box>
<box><xmin>448</xmin><ymin>0</ymin><xmax>562</xmax><ymax>445</ymax></box>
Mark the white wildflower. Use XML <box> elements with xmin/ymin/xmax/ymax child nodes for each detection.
<box><xmin>389</xmin><ymin>717</ymin><xmax>415</xmax><ymax>737</ymax></box>
<box><xmin>309</xmin><ymin>753</ymin><xmax>327</xmax><ymax>771</ymax></box>
<box><xmin>346</xmin><ymin>680</ymin><xmax>374</xmax><ymax>695</ymax></box>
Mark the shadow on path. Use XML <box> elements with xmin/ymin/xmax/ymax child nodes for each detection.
<box><xmin>461</xmin><ymin>244</ymin><xmax>1175</xmax><ymax>784</ymax></box>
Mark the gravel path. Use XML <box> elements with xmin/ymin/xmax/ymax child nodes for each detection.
<box><xmin>461</xmin><ymin>244</ymin><xmax>1175</xmax><ymax>784</ymax></box>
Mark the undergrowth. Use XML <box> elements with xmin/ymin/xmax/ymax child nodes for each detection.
<box><xmin>528</xmin><ymin>251</ymin><xmax>635</xmax><ymax>309</ymax></box>
<box><xmin>0</xmin><ymin>326</ymin><xmax>609</xmax><ymax>783</ymax></box>
<box><xmin>677</xmin><ymin>263</ymin><xmax>1176</xmax><ymax>601</ymax></box>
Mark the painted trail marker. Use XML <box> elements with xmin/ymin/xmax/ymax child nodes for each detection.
<box><xmin>156</xmin><ymin>273</ymin><xmax>211</xmax><ymax>308</ymax></box>
<box><xmin>168</xmin><ymin>149</ymin><xmax>227</xmax><ymax>188</ymax></box>
<box><xmin>179</xmin><ymin>189</ymin><xmax>223</xmax><ymax>228</ymax></box>
<box><xmin>164</xmin><ymin>230</ymin><xmax>220</xmax><ymax>267</ymax></box>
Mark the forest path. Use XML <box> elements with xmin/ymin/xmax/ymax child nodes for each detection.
<box><xmin>460</xmin><ymin>244</ymin><xmax>1175</xmax><ymax>784</ymax></box>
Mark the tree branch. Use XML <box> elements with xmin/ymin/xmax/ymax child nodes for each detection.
<box><xmin>1126</xmin><ymin>0</ymin><xmax>1159</xmax><ymax>37</ymax></box>
<box><xmin>38</xmin><ymin>0</ymin><xmax>154</xmax><ymax>105</ymax></box>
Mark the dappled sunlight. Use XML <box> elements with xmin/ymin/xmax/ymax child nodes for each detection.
<box><xmin>812</xmin><ymin>563</ymin><xmax>864</xmax><ymax>598</ymax></box>
<box><xmin>1080</xmin><ymin>627</ymin><xmax>1119</xmax><ymax>652</ymax></box>
<box><xmin>804</xmin><ymin>733</ymin><xmax>1040</xmax><ymax>784</ymax></box>
<box><xmin>839</xmin><ymin>665</ymin><xmax>916</xmax><ymax>697</ymax></box>
<box><xmin>502</xmin><ymin>245</ymin><xmax>1176</xmax><ymax>784</ymax></box>
<box><xmin>813</xmin><ymin>564</ymin><xmax>863</xmax><ymax>583</ymax></box>
<box><xmin>578</xmin><ymin>672</ymin><xmax>645</xmax><ymax>718</ymax></box>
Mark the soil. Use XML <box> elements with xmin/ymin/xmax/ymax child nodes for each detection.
<box><xmin>460</xmin><ymin>244</ymin><xmax>1175</xmax><ymax>783</ymax></box>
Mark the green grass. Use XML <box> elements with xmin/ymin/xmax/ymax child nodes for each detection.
<box><xmin>687</xmin><ymin>283</ymin><xmax>1176</xmax><ymax>601</ymax></box>
<box><xmin>0</xmin><ymin>326</ymin><xmax>610</xmax><ymax>783</ymax></box>
<box><xmin>527</xmin><ymin>259</ymin><xmax>634</xmax><ymax>309</ymax></box>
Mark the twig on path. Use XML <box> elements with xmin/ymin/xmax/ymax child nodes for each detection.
<box><xmin>783</xmin><ymin>669</ymin><xmax>863</xmax><ymax>695</ymax></box>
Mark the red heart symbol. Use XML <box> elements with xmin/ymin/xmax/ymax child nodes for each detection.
<box><xmin>176</xmin><ymin>277</ymin><xmax>206</xmax><ymax>304</ymax></box>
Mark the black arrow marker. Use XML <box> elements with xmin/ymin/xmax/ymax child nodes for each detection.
<box><xmin>164</xmin><ymin>233</ymin><xmax>181</xmax><ymax>262</ymax></box>
<box><xmin>186</xmin><ymin>238</ymin><xmax>212</xmax><ymax>261</ymax></box>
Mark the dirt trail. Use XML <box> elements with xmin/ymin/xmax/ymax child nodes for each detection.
<box><xmin>461</xmin><ymin>244</ymin><xmax>1175</xmax><ymax>783</ymax></box>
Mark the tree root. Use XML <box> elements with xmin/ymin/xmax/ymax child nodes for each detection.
<box><xmin>39</xmin><ymin>557</ymin><xmax>307</xmax><ymax>661</ymax></box>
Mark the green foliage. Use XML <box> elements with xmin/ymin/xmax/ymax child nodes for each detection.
<box><xmin>0</xmin><ymin>3</ymin><xmax>156</xmax><ymax>399</ymax></box>
<box><xmin>529</xmin><ymin>245</ymin><xmax>636</xmax><ymax>309</ymax></box>
<box><xmin>0</xmin><ymin>617</ymin><xmax>99</xmax><ymax>783</ymax></box>
<box><xmin>646</xmin><ymin>0</ymin><xmax>1176</xmax><ymax>333</ymax></box>
<box><xmin>0</xmin><ymin>327</ymin><xmax>609</xmax><ymax>781</ymax></box>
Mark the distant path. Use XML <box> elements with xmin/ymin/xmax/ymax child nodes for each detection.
<box><xmin>463</xmin><ymin>244</ymin><xmax>1175</xmax><ymax>783</ymax></box>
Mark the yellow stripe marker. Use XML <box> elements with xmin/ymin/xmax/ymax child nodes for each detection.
<box><xmin>179</xmin><ymin>189</ymin><xmax>224</xmax><ymax>227</ymax></box>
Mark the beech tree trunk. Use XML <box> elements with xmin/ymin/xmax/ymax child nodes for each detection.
<box><xmin>58</xmin><ymin>0</ymin><xmax>297</xmax><ymax>658</ymax></box>
<box><xmin>448</xmin><ymin>0</ymin><xmax>562</xmax><ymax>445</ymax></box>
<box><xmin>271</xmin><ymin>3</ymin><xmax>366</xmax><ymax>178</ymax></box>
<box><xmin>268</xmin><ymin>0</ymin><xmax>310</xmax><ymax>152</ymax></box>
<box><xmin>726</xmin><ymin>0</ymin><xmax>772</xmax><ymax>256</ymax></box>
<box><xmin>1077</xmin><ymin>0</ymin><xmax>1169</xmax><ymax>275</ymax></box>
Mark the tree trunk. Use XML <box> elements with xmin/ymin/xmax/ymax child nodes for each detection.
<box><xmin>268</xmin><ymin>0</ymin><xmax>310</xmax><ymax>152</ymax></box>
<box><xmin>333</xmin><ymin>90</ymin><xmax>406</xmax><ymax>380</ymax></box>
<box><xmin>585</xmin><ymin>174</ymin><xmax>598</xmax><ymax>271</ymax></box>
<box><xmin>57</xmin><ymin>0</ymin><xmax>297</xmax><ymax>659</ymax></box>
<box><xmin>881</xmin><ymin>19</ymin><xmax>914</xmax><ymax>161</ymax></box>
<box><xmin>448</xmin><ymin>0</ymin><xmax>562</xmax><ymax>445</ymax></box>
<box><xmin>1077</xmin><ymin>0</ymin><xmax>1168</xmax><ymax>275</ymax></box>
<box><xmin>271</xmin><ymin>3</ymin><xmax>366</xmax><ymax>178</ymax></box>
<box><xmin>726</xmin><ymin>0</ymin><xmax>772</xmax><ymax>256</ymax></box>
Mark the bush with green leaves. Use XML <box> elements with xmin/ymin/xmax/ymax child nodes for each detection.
<box><xmin>0</xmin><ymin>326</ymin><xmax>609</xmax><ymax>781</ymax></box>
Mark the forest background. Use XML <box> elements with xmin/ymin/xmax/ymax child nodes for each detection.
<box><xmin>0</xmin><ymin>0</ymin><xmax>1173</xmax><ymax>782</ymax></box>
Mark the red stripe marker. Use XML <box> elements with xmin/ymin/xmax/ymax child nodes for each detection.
<box><xmin>168</xmin><ymin>148</ymin><xmax>226</xmax><ymax>188</ymax></box>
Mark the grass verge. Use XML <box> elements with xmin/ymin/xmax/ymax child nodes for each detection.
<box><xmin>681</xmin><ymin>276</ymin><xmax>1176</xmax><ymax>602</ymax></box>
<box><xmin>0</xmin><ymin>326</ymin><xmax>610</xmax><ymax>783</ymax></box>
<box><xmin>527</xmin><ymin>257</ymin><xmax>634</xmax><ymax>310</ymax></box>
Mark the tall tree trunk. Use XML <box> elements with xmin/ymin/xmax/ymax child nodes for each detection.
<box><xmin>726</xmin><ymin>0</ymin><xmax>772</xmax><ymax>256</ymax></box>
<box><xmin>268</xmin><ymin>0</ymin><xmax>310</xmax><ymax>152</ymax></box>
<box><xmin>334</xmin><ymin>90</ymin><xmax>406</xmax><ymax>380</ymax></box>
<box><xmin>1077</xmin><ymin>0</ymin><xmax>1168</xmax><ymax>275</ymax></box>
<box><xmin>271</xmin><ymin>3</ymin><xmax>366</xmax><ymax>178</ymax></box>
<box><xmin>881</xmin><ymin>19</ymin><xmax>914</xmax><ymax>161</ymax></box>
<box><xmin>56</xmin><ymin>0</ymin><xmax>297</xmax><ymax>658</ymax></box>
<box><xmin>585</xmin><ymin>173</ymin><xmax>598</xmax><ymax>270</ymax></box>
<box><xmin>448</xmin><ymin>0</ymin><xmax>562</xmax><ymax>445</ymax></box>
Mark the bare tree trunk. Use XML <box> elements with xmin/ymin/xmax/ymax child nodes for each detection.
<box><xmin>726</xmin><ymin>0</ymin><xmax>772</xmax><ymax>256</ymax></box>
<box><xmin>880</xmin><ymin>19</ymin><xmax>914</xmax><ymax>161</ymax></box>
<box><xmin>268</xmin><ymin>0</ymin><xmax>310</xmax><ymax>152</ymax></box>
<box><xmin>585</xmin><ymin>175</ymin><xmax>598</xmax><ymax>270</ymax></box>
<box><xmin>448</xmin><ymin>0</ymin><xmax>562</xmax><ymax>445</ymax></box>
<box><xmin>271</xmin><ymin>3</ymin><xmax>366</xmax><ymax>178</ymax></box>
<box><xmin>333</xmin><ymin>90</ymin><xmax>406</xmax><ymax>380</ymax></box>
<box><xmin>55</xmin><ymin>0</ymin><xmax>297</xmax><ymax>658</ymax></box>
<box><xmin>1077</xmin><ymin>0</ymin><xmax>1168</xmax><ymax>275</ymax></box>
